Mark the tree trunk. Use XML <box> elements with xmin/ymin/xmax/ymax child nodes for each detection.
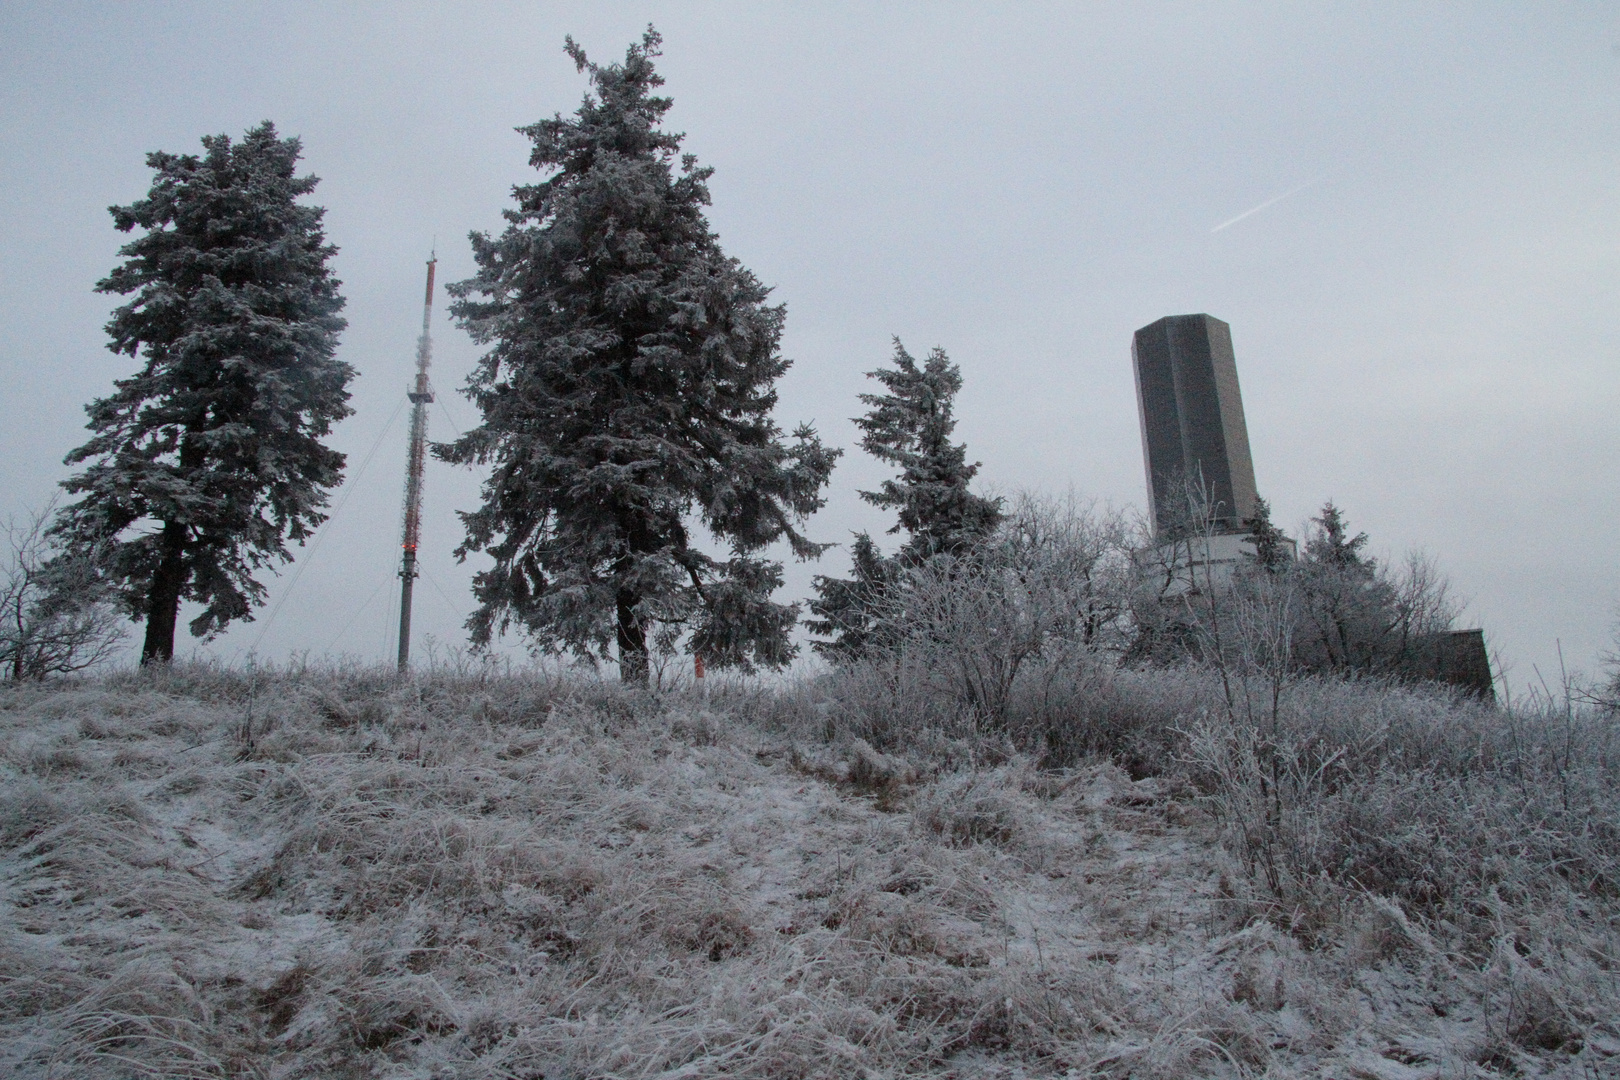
<box><xmin>141</xmin><ymin>519</ymin><xmax>187</xmax><ymax>666</ymax></box>
<box><xmin>616</xmin><ymin>586</ymin><xmax>648</xmax><ymax>684</ymax></box>
<box><xmin>9</xmin><ymin>589</ymin><xmax>26</xmax><ymax>683</ymax></box>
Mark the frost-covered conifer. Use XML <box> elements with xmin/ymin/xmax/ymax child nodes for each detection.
<box><xmin>1303</xmin><ymin>501</ymin><xmax>1373</xmax><ymax>573</ymax></box>
<box><xmin>440</xmin><ymin>29</ymin><xmax>838</xmax><ymax>680</ymax></box>
<box><xmin>808</xmin><ymin>340</ymin><xmax>1000</xmax><ymax>659</ymax></box>
<box><xmin>1242</xmin><ymin>495</ymin><xmax>1292</xmax><ymax>574</ymax></box>
<box><xmin>54</xmin><ymin>123</ymin><xmax>350</xmax><ymax>664</ymax></box>
<box><xmin>1294</xmin><ymin>502</ymin><xmax>1401</xmax><ymax>673</ymax></box>
<box><xmin>856</xmin><ymin>340</ymin><xmax>1001</xmax><ymax>563</ymax></box>
<box><xmin>803</xmin><ymin>533</ymin><xmax>899</xmax><ymax>662</ymax></box>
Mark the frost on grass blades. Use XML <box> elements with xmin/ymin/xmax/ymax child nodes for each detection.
<box><xmin>0</xmin><ymin>658</ymin><xmax>1615</xmax><ymax>1078</ymax></box>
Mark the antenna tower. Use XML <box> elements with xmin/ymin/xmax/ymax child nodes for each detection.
<box><xmin>397</xmin><ymin>254</ymin><xmax>436</xmax><ymax>672</ymax></box>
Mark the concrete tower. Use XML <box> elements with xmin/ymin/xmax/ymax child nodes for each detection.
<box><xmin>1132</xmin><ymin>313</ymin><xmax>1258</xmax><ymax>535</ymax></box>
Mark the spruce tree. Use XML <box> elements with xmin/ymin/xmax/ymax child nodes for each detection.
<box><xmin>803</xmin><ymin>532</ymin><xmax>899</xmax><ymax>661</ymax></box>
<box><xmin>53</xmin><ymin>123</ymin><xmax>351</xmax><ymax>664</ymax></box>
<box><xmin>1303</xmin><ymin>501</ymin><xmax>1372</xmax><ymax>573</ymax></box>
<box><xmin>808</xmin><ymin>339</ymin><xmax>1001</xmax><ymax>658</ymax></box>
<box><xmin>439</xmin><ymin>29</ymin><xmax>839</xmax><ymax>680</ymax></box>
<box><xmin>1242</xmin><ymin>495</ymin><xmax>1292</xmax><ymax>573</ymax></box>
<box><xmin>1294</xmin><ymin>501</ymin><xmax>1397</xmax><ymax>672</ymax></box>
<box><xmin>857</xmin><ymin>340</ymin><xmax>1003</xmax><ymax>562</ymax></box>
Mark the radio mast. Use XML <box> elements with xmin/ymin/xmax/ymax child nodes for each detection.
<box><xmin>397</xmin><ymin>254</ymin><xmax>436</xmax><ymax>672</ymax></box>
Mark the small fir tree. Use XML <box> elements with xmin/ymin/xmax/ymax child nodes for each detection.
<box><xmin>53</xmin><ymin>123</ymin><xmax>351</xmax><ymax>664</ymax></box>
<box><xmin>440</xmin><ymin>29</ymin><xmax>838</xmax><ymax>680</ymax></box>
<box><xmin>1242</xmin><ymin>495</ymin><xmax>1292</xmax><ymax>573</ymax></box>
<box><xmin>1303</xmin><ymin>501</ymin><xmax>1372</xmax><ymax>573</ymax></box>
<box><xmin>808</xmin><ymin>339</ymin><xmax>1001</xmax><ymax>658</ymax></box>
<box><xmin>803</xmin><ymin>532</ymin><xmax>899</xmax><ymax>661</ymax></box>
<box><xmin>857</xmin><ymin>340</ymin><xmax>1003</xmax><ymax>562</ymax></box>
<box><xmin>1294</xmin><ymin>501</ymin><xmax>1397</xmax><ymax>672</ymax></box>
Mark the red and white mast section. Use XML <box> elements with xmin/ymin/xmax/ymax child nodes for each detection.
<box><xmin>397</xmin><ymin>254</ymin><xmax>436</xmax><ymax>672</ymax></box>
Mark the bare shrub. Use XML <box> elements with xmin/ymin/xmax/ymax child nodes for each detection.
<box><xmin>818</xmin><ymin>654</ymin><xmax>959</xmax><ymax>747</ymax></box>
<box><xmin>1</xmin><ymin>501</ymin><xmax>125</xmax><ymax>682</ymax></box>
<box><xmin>842</xmin><ymin>493</ymin><xmax>1134</xmax><ymax>738</ymax></box>
<box><xmin>1009</xmin><ymin>661</ymin><xmax>1212</xmax><ymax>774</ymax></box>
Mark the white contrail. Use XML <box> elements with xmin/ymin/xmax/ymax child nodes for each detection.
<box><xmin>1210</xmin><ymin>176</ymin><xmax>1324</xmax><ymax>233</ymax></box>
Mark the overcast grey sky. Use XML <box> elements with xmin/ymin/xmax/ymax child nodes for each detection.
<box><xmin>3</xmin><ymin>2</ymin><xmax>1618</xmax><ymax>689</ymax></box>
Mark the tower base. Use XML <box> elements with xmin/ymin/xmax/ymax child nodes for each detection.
<box><xmin>1133</xmin><ymin>531</ymin><xmax>1296</xmax><ymax>598</ymax></box>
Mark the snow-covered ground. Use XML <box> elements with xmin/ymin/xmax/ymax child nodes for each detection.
<box><xmin>0</xmin><ymin>669</ymin><xmax>1612</xmax><ymax>1077</ymax></box>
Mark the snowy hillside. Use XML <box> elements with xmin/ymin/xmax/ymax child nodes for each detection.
<box><xmin>0</xmin><ymin>667</ymin><xmax>1614</xmax><ymax>1078</ymax></box>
